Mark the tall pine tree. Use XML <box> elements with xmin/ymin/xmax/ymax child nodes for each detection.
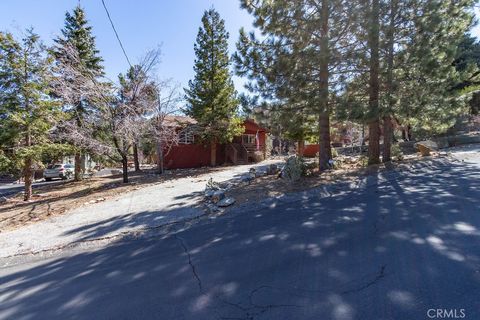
<box><xmin>385</xmin><ymin>0</ymin><xmax>476</xmax><ymax>138</ymax></box>
<box><xmin>346</xmin><ymin>0</ymin><xmax>475</xmax><ymax>159</ymax></box>
<box><xmin>454</xmin><ymin>33</ymin><xmax>480</xmax><ymax>115</ymax></box>
<box><xmin>367</xmin><ymin>0</ymin><xmax>381</xmax><ymax>165</ymax></box>
<box><xmin>52</xmin><ymin>5</ymin><xmax>104</xmax><ymax>181</ymax></box>
<box><xmin>184</xmin><ymin>8</ymin><xmax>243</xmax><ymax>167</ymax></box>
<box><xmin>235</xmin><ymin>0</ymin><xmax>359</xmax><ymax>170</ymax></box>
<box><xmin>0</xmin><ymin>30</ymin><xmax>65</xmax><ymax>200</ymax></box>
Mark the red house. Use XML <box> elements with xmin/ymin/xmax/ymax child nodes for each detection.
<box><xmin>162</xmin><ymin>116</ymin><xmax>267</xmax><ymax>169</ymax></box>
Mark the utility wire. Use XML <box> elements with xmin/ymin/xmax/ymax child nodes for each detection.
<box><xmin>101</xmin><ymin>0</ymin><xmax>132</xmax><ymax>68</ymax></box>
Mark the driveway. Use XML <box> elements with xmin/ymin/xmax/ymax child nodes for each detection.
<box><xmin>0</xmin><ymin>160</ymin><xmax>282</xmax><ymax>258</ymax></box>
<box><xmin>0</xmin><ymin>147</ymin><xmax>479</xmax><ymax>319</ymax></box>
<box><xmin>447</xmin><ymin>143</ymin><xmax>480</xmax><ymax>168</ymax></box>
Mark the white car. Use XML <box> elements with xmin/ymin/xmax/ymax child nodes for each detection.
<box><xmin>44</xmin><ymin>164</ymin><xmax>74</xmax><ymax>181</ymax></box>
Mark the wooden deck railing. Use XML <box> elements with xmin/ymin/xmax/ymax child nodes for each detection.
<box><xmin>228</xmin><ymin>143</ymin><xmax>265</xmax><ymax>164</ymax></box>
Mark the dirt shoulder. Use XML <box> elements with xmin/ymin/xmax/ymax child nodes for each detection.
<box><xmin>0</xmin><ymin>148</ymin><xmax>462</xmax><ymax>233</ymax></box>
<box><xmin>0</xmin><ymin>166</ymin><xmax>226</xmax><ymax>231</ymax></box>
<box><xmin>221</xmin><ymin>154</ymin><xmax>434</xmax><ymax>210</ymax></box>
<box><xmin>223</xmin><ymin>142</ymin><xmax>478</xmax><ymax>212</ymax></box>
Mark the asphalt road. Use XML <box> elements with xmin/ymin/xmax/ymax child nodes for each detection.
<box><xmin>0</xmin><ymin>154</ymin><xmax>479</xmax><ymax>319</ymax></box>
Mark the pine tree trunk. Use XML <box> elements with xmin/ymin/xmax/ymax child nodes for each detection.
<box><xmin>297</xmin><ymin>140</ymin><xmax>305</xmax><ymax>157</ymax></box>
<box><xmin>318</xmin><ymin>0</ymin><xmax>332</xmax><ymax>171</ymax></box>
<box><xmin>361</xmin><ymin>124</ymin><xmax>366</xmax><ymax>145</ymax></box>
<box><xmin>369</xmin><ymin>121</ymin><xmax>381</xmax><ymax>164</ymax></box>
<box><xmin>368</xmin><ymin>0</ymin><xmax>381</xmax><ymax>165</ymax></box>
<box><xmin>23</xmin><ymin>157</ymin><xmax>33</xmax><ymax>201</ymax></box>
<box><xmin>23</xmin><ymin>56</ymin><xmax>33</xmax><ymax>201</ymax></box>
<box><xmin>318</xmin><ymin>113</ymin><xmax>332</xmax><ymax>170</ymax></box>
<box><xmin>74</xmin><ymin>151</ymin><xmax>82</xmax><ymax>181</ymax></box>
<box><xmin>402</xmin><ymin>125</ymin><xmax>413</xmax><ymax>141</ymax></box>
<box><xmin>133</xmin><ymin>142</ymin><xmax>141</xmax><ymax>172</ymax></box>
<box><xmin>383</xmin><ymin>0</ymin><xmax>397</xmax><ymax>164</ymax></box>
<box><xmin>73</xmin><ymin>103</ymin><xmax>84</xmax><ymax>181</ymax></box>
<box><xmin>383</xmin><ymin>116</ymin><xmax>393</xmax><ymax>162</ymax></box>
<box><xmin>122</xmin><ymin>155</ymin><xmax>129</xmax><ymax>183</ymax></box>
<box><xmin>401</xmin><ymin>128</ymin><xmax>407</xmax><ymax>141</ymax></box>
<box><xmin>210</xmin><ymin>140</ymin><xmax>217</xmax><ymax>167</ymax></box>
<box><xmin>471</xmin><ymin>92</ymin><xmax>480</xmax><ymax>115</ymax></box>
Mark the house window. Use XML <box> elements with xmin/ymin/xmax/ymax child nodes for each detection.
<box><xmin>178</xmin><ymin>128</ymin><xmax>195</xmax><ymax>144</ymax></box>
<box><xmin>242</xmin><ymin>134</ymin><xmax>256</xmax><ymax>145</ymax></box>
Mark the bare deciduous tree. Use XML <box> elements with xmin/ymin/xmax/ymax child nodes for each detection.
<box><xmin>151</xmin><ymin>80</ymin><xmax>182</xmax><ymax>174</ymax></box>
<box><xmin>52</xmin><ymin>45</ymin><xmax>181</xmax><ymax>182</ymax></box>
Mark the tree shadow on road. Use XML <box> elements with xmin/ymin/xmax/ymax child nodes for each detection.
<box><xmin>1</xmin><ymin>159</ymin><xmax>479</xmax><ymax>320</ymax></box>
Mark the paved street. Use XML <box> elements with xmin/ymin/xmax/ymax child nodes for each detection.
<box><xmin>0</xmin><ymin>160</ymin><xmax>283</xmax><ymax>258</ymax></box>
<box><xmin>0</xmin><ymin>148</ymin><xmax>479</xmax><ymax>319</ymax></box>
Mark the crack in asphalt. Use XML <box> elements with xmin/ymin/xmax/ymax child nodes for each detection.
<box><xmin>248</xmin><ymin>285</ymin><xmax>302</xmax><ymax>310</ymax></box>
<box><xmin>190</xmin><ymin>262</ymin><xmax>388</xmax><ymax>320</ymax></box>
<box><xmin>341</xmin><ymin>265</ymin><xmax>387</xmax><ymax>295</ymax></box>
<box><xmin>170</xmin><ymin>234</ymin><xmax>302</xmax><ymax>320</ymax></box>
<box><xmin>174</xmin><ymin>234</ymin><xmax>203</xmax><ymax>293</ymax></box>
<box><xmin>212</xmin><ymin>285</ymin><xmax>303</xmax><ymax>320</ymax></box>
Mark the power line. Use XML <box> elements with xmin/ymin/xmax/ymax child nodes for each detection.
<box><xmin>101</xmin><ymin>0</ymin><xmax>132</xmax><ymax>68</ymax></box>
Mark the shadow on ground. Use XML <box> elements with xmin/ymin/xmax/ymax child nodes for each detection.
<box><xmin>0</xmin><ymin>164</ymin><xmax>245</xmax><ymax>229</ymax></box>
<box><xmin>1</xmin><ymin>159</ymin><xmax>479</xmax><ymax>320</ymax></box>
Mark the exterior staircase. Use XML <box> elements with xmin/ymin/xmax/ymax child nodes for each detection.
<box><xmin>227</xmin><ymin>143</ymin><xmax>248</xmax><ymax>165</ymax></box>
<box><xmin>227</xmin><ymin>143</ymin><xmax>265</xmax><ymax>165</ymax></box>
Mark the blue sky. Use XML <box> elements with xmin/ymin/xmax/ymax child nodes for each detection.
<box><xmin>0</xmin><ymin>0</ymin><xmax>254</xmax><ymax>92</ymax></box>
<box><xmin>0</xmin><ymin>1</ymin><xmax>479</xmax><ymax>95</ymax></box>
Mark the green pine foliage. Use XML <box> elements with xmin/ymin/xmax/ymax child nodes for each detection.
<box><xmin>235</xmin><ymin>0</ymin><xmax>359</xmax><ymax>170</ymax></box>
<box><xmin>393</xmin><ymin>0</ymin><xmax>476</xmax><ymax>136</ymax></box>
<box><xmin>340</xmin><ymin>0</ymin><xmax>476</xmax><ymax>140</ymax></box>
<box><xmin>184</xmin><ymin>8</ymin><xmax>243</xmax><ymax>150</ymax></box>
<box><xmin>52</xmin><ymin>5</ymin><xmax>104</xmax><ymax>118</ymax></box>
<box><xmin>54</xmin><ymin>5</ymin><xmax>103</xmax><ymax>73</ymax></box>
<box><xmin>454</xmin><ymin>33</ymin><xmax>480</xmax><ymax>115</ymax></box>
<box><xmin>0</xmin><ymin>30</ymin><xmax>70</xmax><ymax>200</ymax></box>
<box><xmin>52</xmin><ymin>5</ymin><xmax>104</xmax><ymax>180</ymax></box>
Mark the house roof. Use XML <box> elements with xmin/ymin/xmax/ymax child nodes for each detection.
<box><xmin>162</xmin><ymin>116</ymin><xmax>268</xmax><ymax>133</ymax></box>
<box><xmin>163</xmin><ymin>115</ymin><xmax>197</xmax><ymax>127</ymax></box>
<box><xmin>244</xmin><ymin>118</ymin><xmax>268</xmax><ymax>133</ymax></box>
